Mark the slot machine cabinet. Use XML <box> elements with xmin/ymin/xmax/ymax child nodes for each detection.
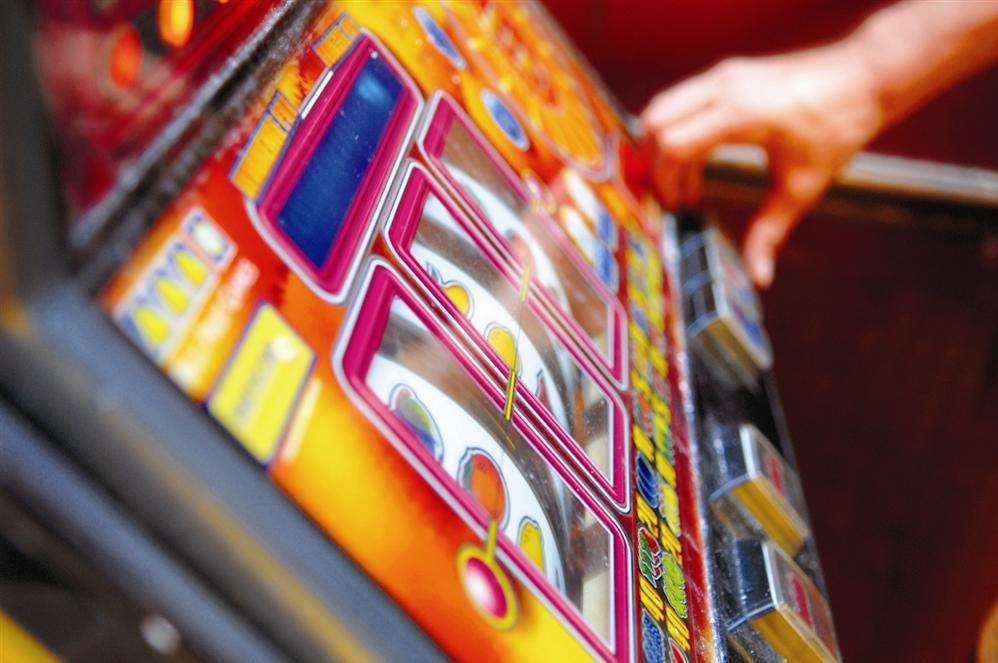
<box><xmin>0</xmin><ymin>2</ymin><xmax>877</xmax><ymax>662</ymax></box>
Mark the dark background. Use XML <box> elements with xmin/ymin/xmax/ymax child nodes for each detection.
<box><xmin>545</xmin><ymin>1</ymin><xmax>998</xmax><ymax>661</ymax></box>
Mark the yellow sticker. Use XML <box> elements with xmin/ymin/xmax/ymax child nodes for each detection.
<box><xmin>208</xmin><ymin>305</ymin><xmax>313</xmax><ymax>462</ymax></box>
<box><xmin>314</xmin><ymin>16</ymin><xmax>359</xmax><ymax>67</ymax></box>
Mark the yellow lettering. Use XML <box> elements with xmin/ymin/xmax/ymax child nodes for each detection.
<box><xmin>666</xmin><ymin>606</ymin><xmax>691</xmax><ymax>650</ymax></box>
<box><xmin>636</xmin><ymin>495</ymin><xmax>659</xmax><ymax>536</ymax></box>
<box><xmin>660</xmin><ymin>523</ymin><xmax>683</xmax><ymax>559</ymax></box>
<box><xmin>657</xmin><ymin>455</ymin><xmax>677</xmax><ymax>487</ymax></box>
<box><xmin>639</xmin><ymin>576</ymin><xmax>664</xmax><ymax>622</ymax></box>
<box><xmin>633</xmin><ymin>425</ymin><xmax>654</xmax><ymax>460</ymax></box>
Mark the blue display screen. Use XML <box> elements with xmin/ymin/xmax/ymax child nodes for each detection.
<box><xmin>277</xmin><ymin>53</ymin><xmax>404</xmax><ymax>268</ymax></box>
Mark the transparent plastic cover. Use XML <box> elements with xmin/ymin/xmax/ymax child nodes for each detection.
<box><xmin>353</xmin><ymin>281</ymin><xmax>615</xmax><ymax>642</ymax></box>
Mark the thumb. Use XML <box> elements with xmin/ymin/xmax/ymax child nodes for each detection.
<box><xmin>743</xmin><ymin>172</ymin><xmax>826</xmax><ymax>288</ymax></box>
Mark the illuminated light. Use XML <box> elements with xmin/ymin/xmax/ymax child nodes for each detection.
<box><xmin>189</xmin><ymin>218</ymin><xmax>227</xmax><ymax>260</ymax></box>
<box><xmin>155</xmin><ymin>277</ymin><xmax>190</xmax><ymax>315</ymax></box>
<box><xmin>108</xmin><ymin>23</ymin><xmax>142</xmax><ymax>89</ymax></box>
<box><xmin>158</xmin><ymin>0</ymin><xmax>195</xmax><ymax>49</ymax></box>
<box><xmin>133</xmin><ymin>305</ymin><xmax>170</xmax><ymax>347</ymax></box>
<box><xmin>173</xmin><ymin>249</ymin><xmax>208</xmax><ymax>286</ymax></box>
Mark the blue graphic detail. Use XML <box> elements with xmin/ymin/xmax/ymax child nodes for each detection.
<box><xmin>641</xmin><ymin>609</ymin><xmax>666</xmax><ymax>663</ymax></box>
<box><xmin>636</xmin><ymin>454</ymin><xmax>660</xmax><ymax>508</ymax></box>
<box><xmin>731</xmin><ymin>300</ymin><xmax>765</xmax><ymax>348</ymax></box>
<box><xmin>278</xmin><ymin>53</ymin><xmax>403</xmax><ymax>268</ymax></box>
<box><xmin>595</xmin><ymin>248</ymin><xmax>618</xmax><ymax>291</ymax></box>
<box><xmin>628</xmin><ymin>235</ymin><xmax>647</xmax><ymax>259</ymax></box>
<box><xmin>481</xmin><ymin>88</ymin><xmax>529</xmax><ymax>151</ymax></box>
<box><xmin>596</xmin><ymin>207</ymin><xmax>617</xmax><ymax>248</ymax></box>
<box><xmin>413</xmin><ymin>6</ymin><xmax>466</xmax><ymax>69</ymax></box>
<box><xmin>632</xmin><ymin>306</ymin><xmax>650</xmax><ymax>335</ymax></box>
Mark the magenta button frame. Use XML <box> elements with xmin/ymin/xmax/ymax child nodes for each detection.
<box><xmin>333</xmin><ymin>259</ymin><xmax>635</xmax><ymax>663</ymax></box>
<box><xmin>416</xmin><ymin>91</ymin><xmax>628</xmax><ymax>389</ymax></box>
<box><xmin>247</xmin><ymin>33</ymin><xmax>421</xmax><ymax>302</ymax></box>
<box><xmin>382</xmin><ymin>161</ymin><xmax>630</xmax><ymax>512</ymax></box>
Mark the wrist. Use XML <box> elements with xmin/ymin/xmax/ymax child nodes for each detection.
<box><xmin>836</xmin><ymin>29</ymin><xmax>889</xmax><ymax>143</ymax></box>
<box><xmin>820</xmin><ymin>35</ymin><xmax>886</xmax><ymax>151</ymax></box>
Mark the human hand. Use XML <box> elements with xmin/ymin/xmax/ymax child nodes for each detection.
<box><xmin>640</xmin><ymin>42</ymin><xmax>884</xmax><ymax>287</ymax></box>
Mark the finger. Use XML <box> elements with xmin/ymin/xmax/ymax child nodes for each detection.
<box><xmin>652</xmin><ymin>149</ymin><xmax>681</xmax><ymax>210</ymax></box>
<box><xmin>640</xmin><ymin>72</ymin><xmax>719</xmax><ymax>133</ymax></box>
<box><xmin>655</xmin><ymin>107</ymin><xmax>748</xmax><ymax>164</ymax></box>
<box><xmin>677</xmin><ymin>159</ymin><xmax>705</xmax><ymax>207</ymax></box>
<box><xmin>743</xmin><ymin>171</ymin><xmax>827</xmax><ymax>288</ymax></box>
<box><xmin>652</xmin><ymin>162</ymin><xmax>681</xmax><ymax>211</ymax></box>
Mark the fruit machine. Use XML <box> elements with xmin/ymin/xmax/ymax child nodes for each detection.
<box><xmin>0</xmin><ymin>1</ymin><xmax>839</xmax><ymax>662</ymax></box>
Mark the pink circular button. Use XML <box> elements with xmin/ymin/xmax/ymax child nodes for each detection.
<box><xmin>457</xmin><ymin>545</ymin><xmax>518</xmax><ymax>630</ymax></box>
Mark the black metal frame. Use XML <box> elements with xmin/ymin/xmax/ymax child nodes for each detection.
<box><xmin>1</xmin><ymin>399</ymin><xmax>288</xmax><ymax>662</ymax></box>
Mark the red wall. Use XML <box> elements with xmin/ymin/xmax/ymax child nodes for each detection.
<box><xmin>547</xmin><ymin>0</ymin><xmax>998</xmax><ymax>169</ymax></box>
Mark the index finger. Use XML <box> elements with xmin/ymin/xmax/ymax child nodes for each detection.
<box><xmin>640</xmin><ymin>72</ymin><xmax>719</xmax><ymax>133</ymax></box>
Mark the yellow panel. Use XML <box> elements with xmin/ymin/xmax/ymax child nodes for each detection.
<box><xmin>231</xmin><ymin>116</ymin><xmax>288</xmax><ymax>200</ymax></box>
<box><xmin>314</xmin><ymin>16</ymin><xmax>358</xmax><ymax>67</ymax></box>
<box><xmin>755</xmin><ymin>609</ymin><xmax>837</xmax><ymax>663</ymax></box>
<box><xmin>270</xmin><ymin>93</ymin><xmax>298</xmax><ymax>131</ymax></box>
<box><xmin>0</xmin><ymin>612</ymin><xmax>60</xmax><ymax>663</ymax></box>
<box><xmin>732</xmin><ymin>480</ymin><xmax>808</xmax><ymax>555</ymax></box>
<box><xmin>209</xmin><ymin>305</ymin><xmax>313</xmax><ymax>462</ymax></box>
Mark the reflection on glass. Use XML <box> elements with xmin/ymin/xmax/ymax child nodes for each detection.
<box><xmin>437</xmin><ymin>120</ymin><xmax>613</xmax><ymax>361</ymax></box>
<box><xmin>408</xmin><ymin>192</ymin><xmax>613</xmax><ymax>480</ymax></box>
<box><xmin>364</xmin><ymin>296</ymin><xmax>612</xmax><ymax>641</ymax></box>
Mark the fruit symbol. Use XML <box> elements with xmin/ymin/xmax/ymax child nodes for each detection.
<box><xmin>390</xmin><ymin>385</ymin><xmax>444</xmax><ymax>460</ymax></box>
<box><xmin>131</xmin><ymin>301</ymin><xmax>170</xmax><ymax>348</ymax></box>
<box><xmin>426</xmin><ymin>263</ymin><xmax>474</xmax><ymax>318</ymax></box>
<box><xmin>485</xmin><ymin>323</ymin><xmax>520</xmax><ymax>376</ymax></box>
<box><xmin>444</xmin><ymin>281</ymin><xmax>473</xmax><ymax>317</ymax></box>
<box><xmin>516</xmin><ymin>517</ymin><xmax>545</xmax><ymax>573</ymax></box>
<box><xmin>172</xmin><ymin>247</ymin><xmax>208</xmax><ymax>286</ymax></box>
<box><xmin>459</xmin><ymin>448</ymin><xmax>509</xmax><ymax>526</ymax></box>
